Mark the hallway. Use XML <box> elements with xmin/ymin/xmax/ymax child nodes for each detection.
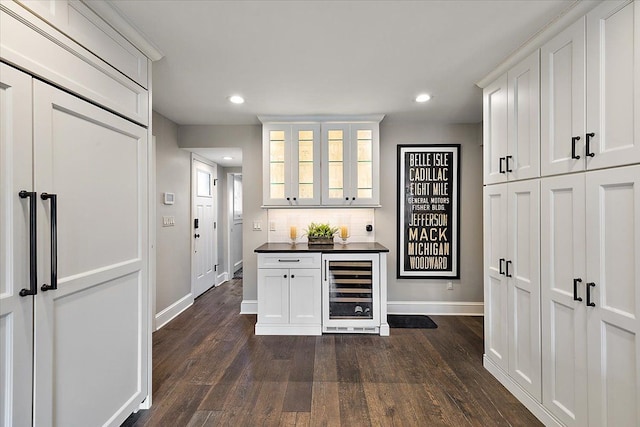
<box><xmin>122</xmin><ymin>278</ymin><xmax>540</xmax><ymax>426</ymax></box>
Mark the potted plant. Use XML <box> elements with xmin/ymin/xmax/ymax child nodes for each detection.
<box><xmin>305</xmin><ymin>222</ymin><xmax>339</xmax><ymax>246</ymax></box>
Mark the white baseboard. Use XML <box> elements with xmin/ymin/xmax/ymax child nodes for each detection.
<box><xmin>387</xmin><ymin>301</ymin><xmax>484</xmax><ymax>316</ymax></box>
<box><xmin>216</xmin><ymin>272</ymin><xmax>229</xmax><ymax>286</ymax></box>
<box><xmin>234</xmin><ymin>260</ymin><xmax>243</xmax><ymax>271</ymax></box>
<box><xmin>483</xmin><ymin>356</ymin><xmax>562</xmax><ymax>427</ymax></box>
<box><xmin>240</xmin><ymin>299</ymin><xmax>257</xmax><ymax>314</ymax></box>
<box><xmin>155</xmin><ymin>293</ymin><xmax>193</xmax><ymax>330</ymax></box>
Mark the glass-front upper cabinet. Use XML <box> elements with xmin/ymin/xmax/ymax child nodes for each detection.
<box><xmin>263</xmin><ymin>123</ymin><xmax>321</xmax><ymax>206</ymax></box>
<box><xmin>321</xmin><ymin>123</ymin><xmax>379</xmax><ymax>206</ymax></box>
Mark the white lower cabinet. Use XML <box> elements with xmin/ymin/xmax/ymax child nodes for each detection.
<box><xmin>483</xmin><ymin>180</ymin><xmax>541</xmax><ymax>401</ymax></box>
<box><xmin>256</xmin><ymin>253</ymin><xmax>322</xmax><ymax>335</ymax></box>
<box><xmin>541</xmin><ymin>164</ymin><xmax>640</xmax><ymax>426</ymax></box>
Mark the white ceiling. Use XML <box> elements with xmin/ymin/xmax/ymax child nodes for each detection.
<box><xmin>112</xmin><ymin>0</ymin><xmax>574</xmax><ymax>128</ymax></box>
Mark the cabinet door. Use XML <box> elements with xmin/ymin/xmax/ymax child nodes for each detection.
<box><xmin>483</xmin><ymin>184</ymin><xmax>508</xmax><ymax>370</ymax></box>
<box><xmin>263</xmin><ymin>124</ymin><xmax>292</xmax><ymax>206</ymax></box>
<box><xmin>289</xmin><ymin>268</ymin><xmax>321</xmax><ymax>324</ymax></box>
<box><xmin>33</xmin><ymin>81</ymin><xmax>149</xmax><ymax>427</ymax></box>
<box><xmin>322</xmin><ymin>123</ymin><xmax>351</xmax><ymax>205</ymax></box>
<box><xmin>507</xmin><ymin>180</ymin><xmax>541</xmax><ymax>400</ymax></box>
<box><xmin>0</xmin><ymin>63</ymin><xmax>34</xmax><ymax>427</ymax></box>
<box><xmin>585</xmin><ymin>0</ymin><xmax>640</xmax><ymax>170</ymax></box>
<box><xmin>483</xmin><ymin>74</ymin><xmax>509</xmax><ymax>185</ymax></box>
<box><xmin>508</xmin><ymin>51</ymin><xmax>540</xmax><ymax>181</ymax></box>
<box><xmin>290</xmin><ymin>124</ymin><xmax>321</xmax><ymax>205</ymax></box>
<box><xmin>540</xmin><ymin>174</ymin><xmax>588</xmax><ymax>427</ymax></box>
<box><xmin>349</xmin><ymin>123</ymin><xmax>379</xmax><ymax>206</ymax></box>
<box><xmin>586</xmin><ymin>165</ymin><xmax>640</xmax><ymax>427</ymax></box>
<box><xmin>257</xmin><ymin>268</ymin><xmax>289</xmax><ymax>324</ymax></box>
<box><xmin>541</xmin><ymin>18</ymin><xmax>586</xmax><ymax>177</ymax></box>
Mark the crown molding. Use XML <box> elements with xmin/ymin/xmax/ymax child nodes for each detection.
<box><xmin>476</xmin><ymin>0</ymin><xmax>603</xmax><ymax>88</ymax></box>
<box><xmin>82</xmin><ymin>0</ymin><xmax>164</xmax><ymax>61</ymax></box>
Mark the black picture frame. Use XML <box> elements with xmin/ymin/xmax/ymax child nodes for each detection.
<box><xmin>397</xmin><ymin>144</ymin><xmax>461</xmax><ymax>279</ymax></box>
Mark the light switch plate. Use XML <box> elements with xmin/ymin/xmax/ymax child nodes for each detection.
<box><xmin>253</xmin><ymin>221</ymin><xmax>262</xmax><ymax>231</ymax></box>
<box><xmin>162</xmin><ymin>216</ymin><xmax>175</xmax><ymax>227</ymax></box>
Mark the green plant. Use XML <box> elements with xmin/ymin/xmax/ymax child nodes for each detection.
<box><xmin>305</xmin><ymin>222</ymin><xmax>339</xmax><ymax>238</ymax></box>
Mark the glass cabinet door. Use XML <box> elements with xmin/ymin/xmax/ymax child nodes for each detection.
<box><xmin>291</xmin><ymin>124</ymin><xmax>321</xmax><ymax>205</ymax></box>
<box><xmin>321</xmin><ymin>124</ymin><xmax>350</xmax><ymax>205</ymax></box>
<box><xmin>322</xmin><ymin>123</ymin><xmax>379</xmax><ymax>206</ymax></box>
<box><xmin>349</xmin><ymin>124</ymin><xmax>379</xmax><ymax>205</ymax></box>
<box><xmin>264</xmin><ymin>126</ymin><xmax>291</xmax><ymax>205</ymax></box>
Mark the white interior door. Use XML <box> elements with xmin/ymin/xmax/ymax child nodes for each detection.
<box><xmin>586</xmin><ymin>165</ymin><xmax>640</xmax><ymax>426</ymax></box>
<box><xmin>0</xmin><ymin>63</ymin><xmax>34</xmax><ymax>427</ymax></box>
<box><xmin>193</xmin><ymin>158</ymin><xmax>217</xmax><ymax>298</ymax></box>
<box><xmin>32</xmin><ymin>80</ymin><xmax>149</xmax><ymax>427</ymax></box>
<box><xmin>540</xmin><ymin>174</ymin><xmax>587</xmax><ymax>427</ymax></box>
<box><xmin>231</xmin><ymin>173</ymin><xmax>242</xmax><ymax>274</ymax></box>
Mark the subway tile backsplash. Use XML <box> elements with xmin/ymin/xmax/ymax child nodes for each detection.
<box><xmin>267</xmin><ymin>208</ymin><xmax>375</xmax><ymax>243</ymax></box>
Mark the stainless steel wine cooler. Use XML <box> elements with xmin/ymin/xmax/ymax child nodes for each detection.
<box><xmin>322</xmin><ymin>253</ymin><xmax>380</xmax><ymax>333</ymax></box>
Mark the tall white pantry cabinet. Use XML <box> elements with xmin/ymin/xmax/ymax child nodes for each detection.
<box><xmin>482</xmin><ymin>1</ymin><xmax>640</xmax><ymax>426</ymax></box>
<box><xmin>1</xmin><ymin>1</ymin><xmax>156</xmax><ymax>426</ymax></box>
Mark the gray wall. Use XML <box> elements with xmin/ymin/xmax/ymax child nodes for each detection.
<box><xmin>178</xmin><ymin>125</ymin><xmax>264</xmax><ymax>303</ymax></box>
<box><xmin>153</xmin><ymin>111</ymin><xmax>192</xmax><ymax>313</ymax></box>
<box><xmin>177</xmin><ymin>122</ymin><xmax>484</xmax><ymax>309</ymax></box>
<box><xmin>377</xmin><ymin>122</ymin><xmax>483</xmax><ymax>303</ymax></box>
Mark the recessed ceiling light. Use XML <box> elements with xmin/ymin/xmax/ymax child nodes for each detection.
<box><xmin>415</xmin><ymin>93</ymin><xmax>431</xmax><ymax>103</ymax></box>
<box><xmin>229</xmin><ymin>95</ymin><xmax>245</xmax><ymax>104</ymax></box>
<box><xmin>222</xmin><ymin>156</ymin><xmax>233</xmax><ymax>160</ymax></box>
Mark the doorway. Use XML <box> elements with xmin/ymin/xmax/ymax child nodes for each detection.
<box><xmin>192</xmin><ymin>156</ymin><xmax>218</xmax><ymax>298</ymax></box>
<box><xmin>228</xmin><ymin>173</ymin><xmax>243</xmax><ymax>278</ymax></box>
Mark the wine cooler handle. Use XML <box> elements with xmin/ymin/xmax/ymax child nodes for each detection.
<box><xmin>586</xmin><ymin>282</ymin><xmax>596</xmax><ymax>307</ymax></box>
<box><xmin>41</xmin><ymin>193</ymin><xmax>58</xmax><ymax>291</ymax></box>
<box><xmin>19</xmin><ymin>191</ymin><xmax>37</xmax><ymax>296</ymax></box>
<box><xmin>573</xmin><ymin>278</ymin><xmax>583</xmax><ymax>301</ymax></box>
<box><xmin>571</xmin><ymin>136</ymin><xmax>581</xmax><ymax>159</ymax></box>
<box><xmin>324</xmin><ymin>260</ymin><xmax>328</xmax><ymax>281</ymax></box>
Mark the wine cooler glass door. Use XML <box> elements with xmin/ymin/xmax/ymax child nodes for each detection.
<box><xmin>323</xmin><ymin>254</ymin><xmax>380</xmax><ymax>327</ymax></box>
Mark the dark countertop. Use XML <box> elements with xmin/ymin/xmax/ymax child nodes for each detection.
<box><xmin>255</xmin><ymin>242</ymin><xmax>389</xmax><ymax>253</ymax></box>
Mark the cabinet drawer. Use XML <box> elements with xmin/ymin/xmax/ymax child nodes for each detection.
<box><xmin>258</xmin><ymin>253</ymin><xmax>321</xmax><ymax>269</ymax></box>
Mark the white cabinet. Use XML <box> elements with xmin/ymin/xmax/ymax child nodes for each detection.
<box><xmin>262</xmin><ymin>123</ymin><xmax>321</xmax><ymax>206</ymax></box>
<box><xmin>261</xmin><ymin>118</ymin><xmax>381</xmax><ymax>207</ymax></box>
<box><xmin>0</xmin><ymin>63</ymin><xmax>150</xmax><ymax>427</ymax></box>
<box><xmin>483</xmin><ymin>180</ymin><xmax>541</xmax><ymax>401</ymax></box>
<box><xmin>484</xmin><ymin>2</ymin><xmax>640</xmax><ymax>425</ymax></box>
<box><xmin>256</xmin><ymin>253</ymin><xmax>322</xmax><ymax>335</ymax></box>
<box><xmin>541</xmin><ymin>165</ymin><xmax>640</xmax><ymax>427</ymax></box>
<box><xmin>541</xmin><ymin>0</ymin><xmax>640</xmax><ymax>176</ymax></box>
<box><xmin>483</xmin><ymin>50</ymin><xmax>540</xmax><ymax>185</ymax></box>
<box><xmin>321</xmin><ymin>122</ymin><xmax>380</xmax><ymax>206</ymax></box>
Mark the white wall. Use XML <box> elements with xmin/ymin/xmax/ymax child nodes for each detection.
<box><xmin>377</xmin><ymin>122</ymin><xmax>484</xmax><ymax>314</ymax></box>
<box><xmin>153</xmin><ymin>111</ymin><xmax>192</xmax><ymax>321</ymax></box>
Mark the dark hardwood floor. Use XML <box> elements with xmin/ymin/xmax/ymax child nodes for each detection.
<box><xmin>122</xmin><ymin>279</ymin><xmax>541</xmax><ymax>426</ymax></box>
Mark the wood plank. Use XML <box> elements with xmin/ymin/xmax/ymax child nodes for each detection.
<box><xmin>120</xmin><ymin>280</ymin><xmax>541</xmax><ymax>427</ymax></box>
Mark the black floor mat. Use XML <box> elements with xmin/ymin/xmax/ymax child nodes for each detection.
<box><xmin>388</xmin><ymin>314</ymin><xmax>437</xmax><ymax>329</ymax></box>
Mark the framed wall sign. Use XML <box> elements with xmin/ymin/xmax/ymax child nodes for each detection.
<box><xmin>397</xmin><ymin>144</ymin><xmax>460</xmax><ymax>279</ymax></box>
